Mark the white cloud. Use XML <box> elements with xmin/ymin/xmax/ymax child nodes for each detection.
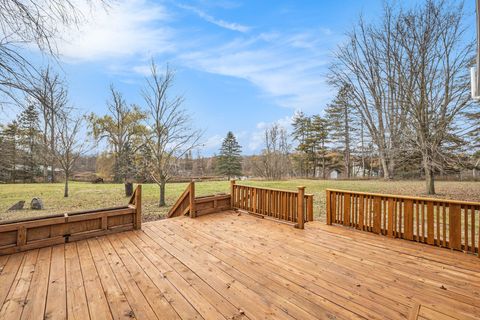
<box><xmin>203</xmin><ymin>134</ymin><xmax>223</xmax><ymax>150</ymax></box>
<box><xmin>179</xmin><ymin>31</ymin><xmax>335</xmax><ymax>110</ymax></box>
<box><xmin>58</xmin><ymin>0</ymin><xmax>173</xmax><ymax>61</ymax></box>
<box><xmin>178</xmin><ymin>4</ymin><xmax>250</xmax><ymax>33</ymax></box>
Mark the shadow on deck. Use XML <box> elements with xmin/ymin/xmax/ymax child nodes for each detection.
<box><xmin>0</xmin><ymin>210</ymin><xmax>479</xmax><ymax>320</ymax></box>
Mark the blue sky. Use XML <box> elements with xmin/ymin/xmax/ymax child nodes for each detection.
<box><xmin>15</xmin><ymin>0</ymin><xmax>478</xmax><ymax>155</ymax></box>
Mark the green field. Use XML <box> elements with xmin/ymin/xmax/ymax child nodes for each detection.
<box><xmin>1</xmin><ymin>179</ymin><xmax>479</xmax><ymax>222</ymax></box>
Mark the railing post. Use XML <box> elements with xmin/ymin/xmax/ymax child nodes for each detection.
<box><xmin>189</xmin><ymin>181</ymin><xmax>196</xmax><ymax>218</ymax></box>
<box><xmin>134</xmin><ymin>185</ymin><xmax>142</xmax><ymax>230</ymax></box>
<box><xmin>296</xmin><ymin>186</ymin><xmax>305</xmax><ymax>229</ymax></box>
<box><xmin>326</xmin><ymin>190</ymin><xmax>332</xmax><ymax>225</ymax></box>
<box><xmin>230</xmin><ymin>179</ymin><xmax>236</xmax><ymax>209</ymax></box>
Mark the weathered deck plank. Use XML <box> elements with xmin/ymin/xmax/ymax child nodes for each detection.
<box><xmin>0</xmin><ymin>210</ymin><xmax>478</xmax><ymax>320</ymax></box>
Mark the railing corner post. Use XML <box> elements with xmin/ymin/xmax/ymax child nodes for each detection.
<box><xmin>230</xmin><ymin>179</ymin><xmax>236</xmax><ymax>209</ymax></box>
<box><xmin>190</xmin><ymin>180</ymin><xmax>196</xmax><ymax>218</ymax></box>
<box><xmin>134</xmin><ymin>185</ymin><xmax>142</xmax><ymax>230</ymax></box>
<box><xmin>326</xmin><ymin>190</ymin><xmax>332</xmax><ymax>225</ymax></box>
<box><xmin>297</xmin><ymin>186</ymin><xmax>305</xmax><ymax>229</ymax></box>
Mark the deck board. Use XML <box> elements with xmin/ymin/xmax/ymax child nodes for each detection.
<box><xmin>0</xmin><ymin>210</ymin><xmax>479</xmax><ymax>320</ymax></box>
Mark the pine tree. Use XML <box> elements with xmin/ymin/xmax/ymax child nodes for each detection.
<box><xmin>325</xmin><ymin>85</ymin><xmax>355</xmax><ymax>178</ymax></box>
<box><xmin>292</xmin><ymin>111</ymin><xmax>310</xmax><ymax>177</ymax></box>
<box><xmin>0</xmin><ymin>121</ymin><xmax>19</xmax><ymax>182</ymax></box>
<box><xmin>308</xmin><ymin>115</ymin><xmax>329</xmax><ymax>178</ymax></box>
<box><xmin>17</xmin><ymin>105</ymin><xmax>41</xmax><ymax>182</ymax></box>
<box><xmin>217</xmin><ymin>132</ymin><xmax>242</xmax><ymax>179</ymax></box>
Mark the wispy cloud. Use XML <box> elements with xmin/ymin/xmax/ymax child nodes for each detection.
<box><xmin>203</xmin><ymin>134</ymin><xmax>223</xmax><ymax>150</ymax></box>
<box><xmin>179</xmin><ymin>30</ymin><xmax>335</xmax><ymax>110</ymax></box>
<box><xmin>57</xmin><ymin>0</ymin><xmax>173</xmax><ymax>61</ymax></box>
<box><xmin>178</xmin><ymin>4</ymin><xmax>250</xmax><ymax>33</ymax></box>
<box><xmin>56</xmin><ymin>0</ymin><xmax>336</xmax><ymax>113</ymax></box>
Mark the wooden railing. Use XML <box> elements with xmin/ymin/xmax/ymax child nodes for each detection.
<box><xmin>0</xmin><ymin>185</ymin><xmax>142</xmax><ymax>255</ymax></box>
<box><xmin>231</xmin><ymin>181</ymin><xmax>313</xmax><ymax>229</ymax></box>
<box><xmin>167</xmin><ymin>181</ymin><xmax>230</xmax><ymax>218</ymax></box>
<box><xmin>326</xmin><ymin>189</ymin><xmax>480</xmax><ymax>256</ymax></box>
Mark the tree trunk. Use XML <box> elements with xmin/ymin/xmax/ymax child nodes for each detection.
<box><xmin>322</xmin><ymin>157</ymin><xmax>326</xmax><ymax>179</ymax></box>
<box><xmin>124</xmin><ymin>182</ymin><xmax>133</xmax><ymax>197</ymax></box>
<box><xmin>424</xmin><ymin>156</ymin><xmax>435</xmax><ymax>195</ymax></box>
<box><xmin>159</xmin><ymin>177</ymin><xmax>166</xmax><ymax>207</ymax></box>
<box><xmin>64</xmin><ymin>174</ymin><xmax>69</xmax><ymax>197</ymax></box>
<box><xmin>43</xmin><ymin>161</ymin><xmax>48</xmax><ymax>182</ymax></box>
<box><xmin>380</xmin><ymin>156</ymin><xmax>391</xmax><ymax>180</ymax></box>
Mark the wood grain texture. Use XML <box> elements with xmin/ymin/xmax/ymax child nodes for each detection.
<box><xmin>0</xmin><ymin>211</ymin><xmax>478</xmax><ymax>319</ymax></box>
<box><xmin>327</xmin><ymin>189</ymin><xmax>480</xmax><ymax>257</ymax></box>
<box><xmin>0</xmin><ymin>186</ymin><xmax>142</xmax><ymax>256</ymax></box>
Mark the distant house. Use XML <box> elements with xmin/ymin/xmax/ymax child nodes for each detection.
<box><xmin>329</xmin><ymin>169</ymin><xmax>340</xmax><ymax>179</ymax></box>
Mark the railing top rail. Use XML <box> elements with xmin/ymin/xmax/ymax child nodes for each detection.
<box><xmin>326</xmin><ymin>188</ymin><xmax>480</xmax><ymax>207</ymax></box>
<box><xmin>234</xmin><ymin>184</ymin><xmax>313</xmax><ymax>196</ymax></box>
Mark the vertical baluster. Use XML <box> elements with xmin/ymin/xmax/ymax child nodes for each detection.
<box><xmin>398</xmin><ymin>199</ymin><xmax>405</xmax><ymax>238</ymax></box>
<box><xmin>404</xmin><ymin>199</ymin><xmax>414</xmax><ymax>240</ymax></box>
<box><xmin>344</xmin><ymin>193</ymin><xmax>351</xmax><ymax>227</ymax></box>
<box><xmin>359</xmin><ymin>195</ymin><xmax>364</xmax><ymax>231</ymax></box>
<box><xmin>427</xmin><ymin>201</ymin><xmax>434</xmax><ymax>245</ymax></box>
<box><xmin>365</xmin><ymin>195</ymin><xmax>372</xmax><ymax>231</ymax></box>
<box><xmin>373</xmin><ymin>196</ymin><xmax>381</xmax><ymax>234</ymax></box>
<box><xmin>381</xmin><ymin>198</ymin><xmax>386</xmax><ymax>235</ymax></box>
<box><xmin>414</xmin><ymin>200</ymin><xmax>421</xmax><ymax>242</ymax></box>
<box><xmin>477</xmin><ymin>206</ymin><xmax>480</xmax><ymax>257</ymax></box>
<box><xmin>387</xmin><ymin>198</ymin><xmax>394</xmax><ymax>237</ymax></box>
<box><xmin>449</xmin><ymin>204</ymin><xmax>461</xmax><ymax>251</ymax></box>
<box><xmin>436</xmin><ymin>203</ymin><xmax>440</xmax><ymax>246</ymax></box>
<box><xmin>471</xmin><ymin>206</ymin><xmax>476</xmax><ymax>254</ymax></box>
<box><xmin>393</xmin><ymin>199</ymin><xmax>397</xmax><ymax>237</ymax></box>
<box><xmin>421</xmin><ymin>201</ymin><xmax>424</xmax><ymax>242</ymax></box>
<box><xmin>336</xmin><ymin>193</ymin><xmax>340</xmax><ymax>224</ymax></box>
<box><xmin>464</xmin><ymin>205</ymin><xmax>468</xmax><ymax>252</ymax></box>
<box><xmin>442</xmin><ymin>204</ymin><xmax>447</xmax><ymax>247</ymax></box>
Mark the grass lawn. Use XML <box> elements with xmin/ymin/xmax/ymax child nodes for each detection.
<box><xmin>0</xmin><ymin>179</ymin><xmax>479</xmax><ymax>222</ymax></box>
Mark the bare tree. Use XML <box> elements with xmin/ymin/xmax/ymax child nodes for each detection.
<box><xmin>329</xmin><ymin>4</ymin><xmax>407</xmax><ymax>179</ymax></box>
<box><xmin>260</xmin><ymin>123</ymin><xmax>291</xmax><ymax>180</ymax></box>
<box><xmin>29</xmin><ymin>67</ymin><xmax>68</xmax><ymax>182</ymax></box>
<box><xmin>0</xmin><ymin>0</ymin><xmax>108</xmax><ymax>104</ymax></box>
<box><xmin>395</xmin><ymin>1</ymin><xmax>474</xmax><ymax>194</ymax></box>
<box><xmin>89</xmin><ymin>85</ymin><xmax>146</xmax><ymax>183</ymax></box>
<box><xmin>142</xmin><ymin>61</ymin><xmax>202</xmax><ymax>207</ymax></box>
<box><xmin>54</xmin><ymin>114</ymin><xmax>89</xmax><ymax>197</ymax></box>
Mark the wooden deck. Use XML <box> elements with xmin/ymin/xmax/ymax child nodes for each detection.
<box><xmin>0</xmin><ymin>211</ymin><xmax>479</xmax><ymax>320</ymax></box>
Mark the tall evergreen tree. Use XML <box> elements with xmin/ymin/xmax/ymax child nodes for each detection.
<box><xmin>217</xmin><ymin>131</ymin><xmax>242</xmax><ymax>179</ymax></box>
<box><xmin>17</xmin><ymin>105</ymin><xmax>41</xmax><ymax>182</ymax></box>
<box><xmin>325</xmin><ymin>85</ymin><xmax>355</xmax><ymax>178</ymax></box>
<box><xmin>308</xmin><ymin>115</ymin><xmax>330</xmax><ymax>178</ymax></box>
<box><xmin>291</xmin><ymin>111</ymin><xmax>310</xmax><ymax>177</ymax></box>
<box><xmin>0</xmin><ymin>121</ymin><xmax>19</xmax><ymax>182</ymax></box>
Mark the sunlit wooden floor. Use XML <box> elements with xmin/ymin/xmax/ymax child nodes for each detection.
<box><xmin>0</xmin><ymin>210</ymin><xmax>479</xmax><ymax>320</ymax></box>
